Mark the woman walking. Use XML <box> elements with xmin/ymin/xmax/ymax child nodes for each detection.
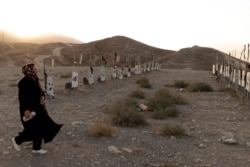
<box><xmin>12</xmin><ymin>63</ymin><xmax>63</xmax><ymax>154</ymax></box>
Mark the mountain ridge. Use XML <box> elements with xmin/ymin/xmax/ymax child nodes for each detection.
<box><xmin>0</xmin><ymin>35</ymin><xmax>226</xmax><ymax>70</ymax></box>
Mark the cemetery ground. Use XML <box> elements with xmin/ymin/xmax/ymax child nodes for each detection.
<box><xmin>1</xmin><ymin>66</ymin><xmax>250</xmax><ymax>167</ymax></box>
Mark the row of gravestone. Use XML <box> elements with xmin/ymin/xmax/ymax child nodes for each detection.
<box><xmin>45</xmin><ymin>62</ymin><xmax>161</xmax><ymax>98</ymax></box>
<box><xmin>212</xmin><ymin>63</ymin><xmax>250</xmax><ymax>96</ymax></box>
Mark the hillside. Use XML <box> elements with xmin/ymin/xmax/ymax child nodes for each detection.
<box><xmin>0</xmin><ymin>36</ymin><xmax>226</xmax><ymax>70</ymax></box>
<box><xmin>162</xmin><ymin>45</ymin><xmax>227</xmax><ymax>70</ymax></box>
<box><xmin>58</xmin><ymin>36</ymin><xmax>175</xmax><ymax>67</ymax></box>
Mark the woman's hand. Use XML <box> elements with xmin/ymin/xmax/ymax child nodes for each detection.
<box><xmin>23</xmin><ymin>110</ymin><xmax>36</xmax><ymax>122</ymax></box>
<box><xmin>40</xmin><ymin>95</ymin><xmax>45</xmax><ymax>105</ymax></box>
<box><xmin>24</xmin><ymin>110</ymin><xmax>31</xmax><ymax>119</ymax></box>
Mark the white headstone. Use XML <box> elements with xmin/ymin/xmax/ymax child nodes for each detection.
<box><xmin>100</xmin><ymin>67</ymin><xmax>106</xmax><ymax>81</ymax></box>
<box><xmin>246</xmin><ymin>72</ymin><xmax>250</xmax><ymax>91</ymax></box>
<box><xmin>242</xmin><ymin>70</ymin><xmax>246</xmax><ymax>87</ymax></box>
<box><xmin>232</xmin><ymin>69</ymin><xmax>236</xmax><ymax>84</ymax></box>
<box><xmin>89</xmin><ymin>73</ymin><xmax>94</xmax><ymax>85</ymax></box>
<box><xmin>112</xmin><ymin>66</ymin><xmax>117</xmax><ymax>79</ymax></box>
<box><xmin>134</xmin><ymin>65</ymin><xmax>139</xmax><ymax>75</ymax></box>
<box><xmin>212</xmin><ymin>64</ymin><xmax>216</xmax><ymax>75</ymax></box>
<box><xmin>147</xmin><ymin>62</ymin><xmax>150</xmax><ymax>72</ymax></box>
<box><xmin>127</xmin><ymin>67</ymin><xmax>131</xmax><ymax>77</ymax></box>
<box><xmin>119</xmin><ymin>68</ymin><xmax>123</xmax><ymax>80</ymax></box>
<box><xmin>46</xmin><ymin>76</ymin><xmax>54</xmax><ymax>97</ymax></box>
<box><xmin>238</xmin><ymin>69</ymin><xmax>242</xmax><ymax>86</ymax></box>
<box><xmin>72</xmin><ymin>71</ymin><xmax>78</xmax><ymax>88</ymax></box>
<box><xmin>138</xmin><ymin>64</ymin><xmax>141</xmax><ymax>74</ymax></box>
<box><xmin>220</xmin><ymin>65</ymin><xmax>223</xmax><ymax>75</ymax></box>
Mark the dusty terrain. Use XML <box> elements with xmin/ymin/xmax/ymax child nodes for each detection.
<box><xmin>0</xmin><ymin>66</ymin><xmax>250</xmax><ymax>167</ymax></box>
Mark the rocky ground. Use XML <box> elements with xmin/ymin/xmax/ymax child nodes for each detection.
<box><xmin>0</xmin><ymin>67</ymin><xmax>250</xmax><ymax>167</ymax></box>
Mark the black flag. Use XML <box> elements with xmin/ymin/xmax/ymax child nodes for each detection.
<box><xmin>102</xmin><ymin>55</ymin><xmax>107</xmax><ymax>66</ymax></box>
<box><xmin>44</xmin><ymin>60</ymin><xmax>48</xmax><ymax>91</ymax></box>
<box><xmin>90</xmin><ymin>66</ymin><xmax>94</xmax><ymax>74</ymax></box>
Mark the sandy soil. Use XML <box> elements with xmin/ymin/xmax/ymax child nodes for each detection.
<box><xmin>0</xmin><ymin>67</ymin><xmax>250</xmax><ymax>167</ymax></box>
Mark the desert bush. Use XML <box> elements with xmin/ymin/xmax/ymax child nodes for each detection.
<box><xmin>89</xmin><ymin>119</ymin><xmax>114</xmax><ymax>137</ymax></box>
<box><xmin>136</xmin><ymin>77</ymin><xmax>152</xmax><ymax>88</ymax></box>
<box><xmin>152</xmin><ymin>106</ymin><xmax>178</xmax><ymax>119</ymax></box>
<box><xmin>173</xmin><ymin>94</ymin><xmax>187</xmax><ymax>105</ymax></box>
<box><xmin>165</xmin><ymin>106</ymin><xmax>178</xmax><ymax>117</ymax></box>
<box><xmin>173</xmin><ymin>80</ymin><xmax>189</xmax><ymax>88</ymax></box>
<box><xmin>129</xmin><ymin>89</ymin><xmax>145</xmax><ymax>99</ymax></box>
<box><xmin>109</xmin><ymin>97</ymin><xmax>148</xmax><ymax>127</ymax></box>
<box><xmin>151</xmin><ymin>108</ymin><xmax>167</xmax><ymax>119</ymax></box>
<box><xmin>186</xmin><ymin>82</ymin><xmax>213</xmax><ymax>92</ymax></box>
<box><xmin>60</xmin><ymin>73</ymin><xmax>71</xmax><ymax>78</ymax></box>
<box><xmin>147</xmin><ymin>88</ymin><xmax>186</xmax><ymax>110</ymax></box>
<box><xmin>159</xmin><ymin>124</ymin><xmax>186</xmax><ymax>137</ymax></box>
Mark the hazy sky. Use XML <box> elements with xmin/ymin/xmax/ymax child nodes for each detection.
<box><xmin>1</xmin><ymin>0</ymin><xmax>250</xmax><ymax>54</ymax></box>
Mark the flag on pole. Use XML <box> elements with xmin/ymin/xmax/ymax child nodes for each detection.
<box><xmin>248</xmin><ymin>43</ymin><xmax>250</xmax><ymax>62</ymax></box>
<box><xmin>241</xmin><ymin>45</ymin><xmax>246</xmax><ymax>60</ymax></box>
<box><xmin>114</xmin><ymin>52</ymin><xmax>120</xmax><ymax>63</ymax></box>
<box><xmin>152</xmin><ymin>54</ymin><xmax>155</xmax><ymax>61</ymax></box>
<box><xmin>90</xmin><ymin>66</ymin><xmax>94</xmax><ymax>74</ymax></box>
<box><xmin>244</xmin><ymin>44</ymin><xmax>246</xmax><ymax>60</ymax></box>
<box><xmin>51</xmin><ymin>58</ymin><xmax>54</xmax><ymax>68</ymax></box>
<box><xmin>124</xmin><ymin>55</ymin><xmax>128</xmax><ymax>66</ymax></box>
<box><xmin>44</xmin><ymin>60</ymin><xmax>48</xmax><ymax>91</ymax></box>
<box><xmin>79</xmin><ymin>52</ymin><xmax>83</xmax><ymax>64</ymax></box>
<box><xmin>102</xmin><ymin>55</ymin><xmax>107</xmax><ymax>66</ymax></box>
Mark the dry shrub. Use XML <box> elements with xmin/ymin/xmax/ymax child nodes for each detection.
<box><xmin>147</xmin><ymin>88</ymin><xmax>186</xmax><ymax>110</ymax></box>
<box><xmin>89</xmin><ymin>119</ymin><xmax>114</xmax><ymax>137</ymax></box>
<box><xmin>173</xmin><ymin>80</ymin><xmax>189</xmax><ymax>88</ymax></box>
<box><xmin>151</xmin><ymin>109</ymin><xmax>167</xmax><ymax>119</ymax></box>
<box><xmin>129</xmin><ymin>89</ymin><xmax>145</xmax><ymax>99</ymax></box>
<box><xmin>186</xmin><ymin>82</ymin><xmax>213</xmax><ymax>92</ymax></box>
<box><xmin>109</xmin><ymin>97</ymin><xmax>148</xmax><ymax>127</ymax></box>
<box><xmin>152</xmin><ymin>106</ymin><xmax>178</xmax><ymax>119</ymax></box>
<box><xmin>136</xmin><ymin>77</ymin><xmax>152</xmax><ymax>88</ymax></box>
<box><xmin>165</xmin><ymin>107</ymin><xmax>179</xmax><ymax>117</ymax></box>
<box><xmin>159</xmin><ymin>124</ymin><xmax>186</xmax><ymax>137</ymax></box>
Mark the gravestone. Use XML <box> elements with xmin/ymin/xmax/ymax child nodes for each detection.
<box><xmin>71</xmin><ymin>71</ymin><xmax>79</xmax><ymax>88</ymax></box>
<box><xmin>112</xmin><ymin>66</ymin><xmax>117</xmax><ymax>79</ymax></box>
<box><xmin>100</xmin><ymin>67</ymin><xmax>106</xmax><ymax>82</ymax></box>
<box><xmin>46</xmin><ymin>76</ymin><xmax>55</xmax><ymax>98</ymax></box>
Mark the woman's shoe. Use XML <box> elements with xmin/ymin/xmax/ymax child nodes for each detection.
<box><xmin>12</xmin><ymin>137</ymin><xmax>21</xmax><ymax>151</ymax></box>
<box><xmin>32</xmin><ymin>149</ymin><xmax>47</xmax><ymax>154</ymax></box>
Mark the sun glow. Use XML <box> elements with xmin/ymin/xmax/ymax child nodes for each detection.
<box><xmin>1</xmin><ymin>0</ymin><xmax>250</xmax><ymax>53</ymax></box>
<box><xmin>0</xmin><ymin>0</ymin><xmax>60</xmax><ymax>38</ymax></box>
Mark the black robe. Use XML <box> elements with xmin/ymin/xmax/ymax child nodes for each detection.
<box><xmin>18</xmin><ymin>76</ymin><xmax>63</xmax><ymax>143</ymax></box>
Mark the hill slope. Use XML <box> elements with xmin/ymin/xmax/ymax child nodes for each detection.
<box><xmin>162</xmin><ymin>45</ymin><xmax>226</xmax><ymax>70</ymax></box>
<box><xmin>58</xmin><ymin>36</ymin><xmax>175</xmax><ymax>66</ymax></box>
<box><xmin>0</xmin><ymin>36</ymin><xmax>226</xmax><ymax>70</ymax></box>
